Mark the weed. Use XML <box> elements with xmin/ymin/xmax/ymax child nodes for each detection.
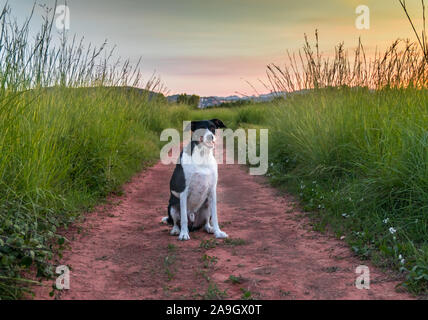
<box><xmin>200</xmin><ymin>239</ymin><xmax>218</xmax><ymax>249</ymax></box>
<box><xmin>201</xmin><ymin>254</ymin><xmax>218</xmax><ymax>268</ymax></box>
<box><xmin>223</xmin><ymin>238</ymin><xmax>247</xmax><ymax>246</ymax></box>
<box><xmin>240</xmin><ymin>288</ymin><xmax>254</xmax><ymax>300</ymax></box>
<box><xmin>227</xmin><ymin>275</ymin><xmax>245</xmax><ymax>284</ymax></box>
<box><xmin>203</xmin><ymin>282</ymin><xmax>228</xmax><ymax>300</ymax></box>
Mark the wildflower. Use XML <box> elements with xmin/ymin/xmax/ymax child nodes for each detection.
<box><xmin>389</xmin><ymin>227</ymin><xmax>397</xmax><ymax>234</ymax></box>
<box><xmin>342</xmin><ymin>213</ymin><xmax>349</xmax><ymax>218</ymax></box>
<box><xmin>383</xmin><ymin>218</ymin><xmax>389</xmax><ymax>224</ymax></box>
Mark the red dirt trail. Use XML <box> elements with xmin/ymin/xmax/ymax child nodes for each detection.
<box><xmin>34</xmin><ymin>161</ymin><xmax>413</xmax><ymax>300</ymax></box>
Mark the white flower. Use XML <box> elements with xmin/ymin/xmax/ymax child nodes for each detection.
<box><xmin>389</xmin><ymin>227</ymin><xmax>397</xmax><ymax>234</ymax></box>
<box><xmin>383</xmin><ymin>218</ymin><xmax>389</xmax><ymax>224</ymax></box>
<box><xmin>400</xmin><ymin>259</ymin><xmax>405</xmax><ymax>264</ymax></box>
<box><xmin>398</xmin><ymin>254</ymin><xmax>403</xmax><ymax>259</ymax></box>
<box><xmin>342</xmin><ymin>213</ymin><xmax>349</xmax><ymax>218</ymax></box>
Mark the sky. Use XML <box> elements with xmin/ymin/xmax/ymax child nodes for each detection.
<box><xmin>5</xmin><ymin>0</ymin><xmax>425</xmax><ymax>96</ymax></box>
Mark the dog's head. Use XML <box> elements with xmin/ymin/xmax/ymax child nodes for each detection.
<box><xmin>188</xmin><ymin>119</ymin><xmax>226</xmax><ymax>149</ymax></box>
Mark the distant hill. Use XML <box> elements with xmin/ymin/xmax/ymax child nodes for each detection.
<box><xmin>167</xmin><ymin>92</ymin><xmax>288</xmax><ymax>108</ymax></box>
<box><xmin>43</xmin><ymin>86</ymin><xmax>167</xmax><ymax>102</ymax></box>
<box><xmin>169</xmin><ymin>92</ymin><xmax>288</xmax><ymax>108</ymax></box>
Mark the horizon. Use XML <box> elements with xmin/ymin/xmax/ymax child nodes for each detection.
<box><xmin>7</xmin><ymin>0</ymin><xmax>425</xmax><ymax>96</ymax></box>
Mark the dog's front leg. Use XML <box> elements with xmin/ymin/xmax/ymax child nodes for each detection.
<box><xmin>178</xmin><ymin>189</ymin><xmax>190</xmax><ymax>241</ymax></box>
<box><xmin>210</xmin><ymin>186</ymin><xmax>228</xmax><ymax>239</ymax></box>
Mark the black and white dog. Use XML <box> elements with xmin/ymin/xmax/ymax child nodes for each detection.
<box><xmin>162</xmin><ymin>119</ymin><xmax>228</xmax><ymax>241</ymax></box>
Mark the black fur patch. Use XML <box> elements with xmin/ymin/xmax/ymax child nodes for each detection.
<box><xmin>210</xmin><ymin>119</ymin><xmax>227</xmax><ymax>129</ymax></box>
<box><xmin>170</xmin><ymin>162</ymin><xmax>185</xmax><ymax>194</ymax></box>
<box><xmin>190</xmin><ymin>119</ymin><xmax>227</xmax><ymax>135</ymax></box>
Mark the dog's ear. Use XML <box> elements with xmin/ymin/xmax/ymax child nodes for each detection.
<box><xmin>210</xmin><ymin>119</ymin><xmax>227</xmax><ymax>129</ymax></box>
<box><xmin>191</xmin><ymin>121</ymin><xmax>202</xmax><ymax>132</ymax></box>
<box><xmin>185</xmin><ymin>121</ymin><xmax>203</xmax><ymax>132</ymax></box>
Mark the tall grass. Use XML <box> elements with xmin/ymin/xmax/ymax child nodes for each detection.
<box><xmin>0</xmin><ymin>4</ymin><xmax>189</xmax><ymax>299</ymax></box>
<box><xmin>266</xmin><ymin>35</ymin><xmax>427</xmax><ymax>92</ymax></box>
<box><xmin>266</xmin><ymin>88</ymin><xmax>428</xmax><ymax>293</ymax></box>
<box><xmin>198</xmin><ymin>2</ymin><xmax>428</xmax><ymax>294</ymax></box>
<box><xmin>266</xmin><ymin>0</ymin><xmax>427</xmax><ymax>92</ymax></box>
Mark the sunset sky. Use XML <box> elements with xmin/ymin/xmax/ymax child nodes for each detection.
<box><xmin>8</xmin><ymin>0</ymin><xmax>425</xmax><ymax>96</ymax></box>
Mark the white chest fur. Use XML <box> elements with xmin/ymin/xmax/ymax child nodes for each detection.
<box><xmin>181</xmin><ymin>146</ymin><xmax>217</xmax><ymax>214</ymax></box>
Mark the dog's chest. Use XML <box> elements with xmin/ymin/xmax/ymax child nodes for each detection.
<box><xmin>183</xmin><ymin>159</ymin><xmax>217</xmax><ymax>212</ymax></box>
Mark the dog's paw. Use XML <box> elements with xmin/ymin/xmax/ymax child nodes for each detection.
<box><xmin>204</xmin><ymin>225</ymin><xmax>215</xmax><ymax>234</ymax></box>
<box><xmin>214</xmin><ymin>230</ymin><xmax>228</xmax><ymax>239</ymax></box>
<box><xmin>170</xmin><ymin>226</ymin><xmax>180</xmax><ymax>236</ymax></box>
<box><xmin>178</xmin><ymin>231</ymin><xmax>190</xmax><ymax>241</ymax></box>
<box><xmin>161</xmin><ymin>216</ymin><xmax>169</xmax><ymax>224</ymax></box>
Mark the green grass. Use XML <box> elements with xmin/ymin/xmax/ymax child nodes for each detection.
<box><xmin>0</xmin><ymin>85</ymin><xmax>190</xmax><ymax>299</ymax></box>
<box><xmin>267</xmin><ymin>88</ymin><xmax>428</xmax><ymax>294</ymax></box>
<box><xmin>0</xmin><ymin>4</ymin><xmax>192</xmax><ymax>299</ymax></box>
<box><xmin>196</xmin><ymin>87</ymin><xmax>428</xmax><ymax>294</ymax></box>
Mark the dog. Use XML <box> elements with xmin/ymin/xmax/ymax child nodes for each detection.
<box><xmin>162</xmin><ymin>119</ymin><xmax>228</xmax><ymax>241</ymax></box>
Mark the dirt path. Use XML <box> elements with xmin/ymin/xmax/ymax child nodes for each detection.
<box><xmin>34</xmin><ymin>161</ymin><xmax>413</xmax><ymax>300</ymax></box>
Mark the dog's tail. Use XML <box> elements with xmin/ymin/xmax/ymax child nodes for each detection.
<box><xmin>161</xmin><ymin>204</ymin><xmax>174</xmax><ymax>225</ymax></box>
<box><xmin>161</xmin><ymin>216</ymin><xmax>170</xmax><ymax>224</ymax></box>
